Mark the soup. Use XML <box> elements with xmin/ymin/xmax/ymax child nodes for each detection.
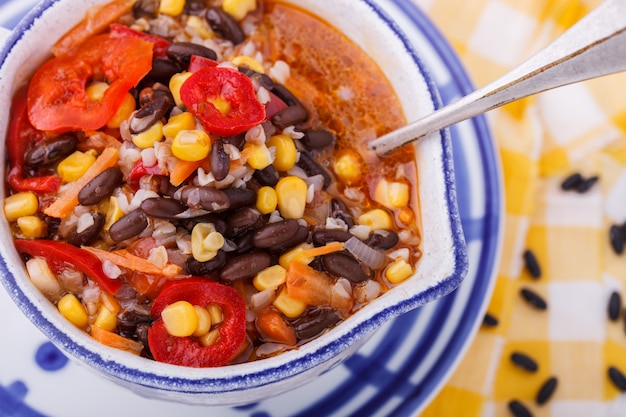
<box><xmin>4</xmin><ymin>0</ymin><xmax>421</xmax><ymax>367</ymax></box>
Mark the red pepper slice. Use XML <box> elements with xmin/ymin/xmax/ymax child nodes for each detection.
<box><xmin>14</xmin><ymin>239</ymin><xmax>123</xmax><ymax>295</ymax></box>
<box><xmin>128</xmin><ymin>160</ymin><xmax>167</xmax><ymax>190</ymax></box>
<box><xmin>188</xmin><ymin>55</ymin><xmax>218</xmax><ymax>72</ymax></box>
<box><xmin>109</xmin><ymin>23</ymin><xmax>170</xmax><ymax>58</ymax></box>
<box><xmin>180</xmin><ymin>67</ymin><xmax>266</xmax><ymax>137</ymax></box>
<box><xmin>27</xmin><ymin>33</ymin><xmax>153</xmax><ymax>133</ymax></box>
<box><xmin>148</xmin><ymin>278</ymin><xmax>247</xmax><ymax>367</ymax></box>
<box><xmin>6</xmin><ymin>87</ymin><xmax>62</xmax><ymax>194</ymax></box>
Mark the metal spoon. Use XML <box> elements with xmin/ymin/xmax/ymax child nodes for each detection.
<box><xmin>369</xmin><ymin>0</ymin><xmax>626</xmax><ymax>157</ymax></box>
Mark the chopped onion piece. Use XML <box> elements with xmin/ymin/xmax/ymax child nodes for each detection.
<box><xmin>344</xmin><ymin>236</ymin><xmax>387</xmax><ymax>270</ymax></box>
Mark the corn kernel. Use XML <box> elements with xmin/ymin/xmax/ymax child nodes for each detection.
<box><xmin>333</xmin><ymin>150</ymin><xmax>362</xmax><ymax>184</ymax></box>
<box><xmin>169</xmin><ymin>72</ymin><xmax>193</xmax><ymax>107</ymax></box>
<box><xmin>4</xmin><ymin>191</ymin><xmax>39</xmax><ymax>222</ymax></box>
<box><xmin>172</xmin><ymin>130</ymin><xmax>211</xmax><ymax>162</ymax></box>
<box><xmin>273</xmin><ymin>287</ymin><xmax>307</xmax><ymax>318</ymax></box>
<box><xmin>207</xmin><ymin>303</ymin><xmax>223</xmax><ymax>325</ymax></box>
<box><xmin>104</xmin><ymin>196</ymin><xmax>124</xmax><ymax>231</ymax></box>
<box><xmin>209</xmin><ymin>97</ymin><xmax>232</xmax><ymax>116</ymax></box>
<box><xmin>222</xmin><ymin>0</ymin><xmax>257</xmax><ymax>20</ymax></box>
<box><xmin>163</xmin><ymin>112</ymin><xmax>196</xmax><ymax>138</ymax></box>
<box><xmin>199</xmin><ymin>328</ymin><xmax>220</xmax><ymax>347</ymax></box>
<box><xmin>279</xmin><ymin>242</ymin><xmax>314</xmax><ymax>269</ymax></box>
<box><xmin>159</xmin><ymin>0</ymin><xmax>185</xmax><ymax>16</ymax></box>
<box><xmin>186</xmin><ymin>15</ymin><xmax>213</xmax><ymax>39</ymax></box>
<box><xmin>358</xmin><ymin>208</ymin><xmax>393</xmax><ymax>231</ymax></box>
<box><xmin>253</xmin><ymin>264</ymin><xmax>287</xmax><ymax>291</ymax></box>
<box><xmin>132</xmin><ymin>121</ymin><xmax>164</xmax><ymax>149</ymax></box>
<box><xmin>17</xmin><ymin>215</ymin><xmax>46</xmax><ymax>238</ymax></box>
<box><xmin>57</xmin><ymin>151</ymin><xmax>97</xmax><ymax>182</ymax></box>
<box><xmin>374</xmin><ymin>179</ymin><xmax>410</xmax><ymax>209</ymax></box>
<box><xmin>107</xmin><ymin>93</ymin><xmax>136</xmax><ymax>129</ymax></box>
<box><xmin>161</xmin><ymin>300</ymin><xmax>199</xmax><ymax>337</ymax></box>
<box><xmin>275</xmin><ymin>176</ymin><xmax>308</xmax><ymax>219</ymax></box>
<box><xmin>26</xmin><ymin>257</ymin><xmax>62</xmax><ymax>300</ymax></box>
<box><xmin>256</xmin><ymin>186</ymin><xmax>277</xmax><ymax>214</ymax></box>
<box><xmin>86</xmin><ymin>82</ymin><xmax>109</xmax><ymax>102</ymax></box>
<box><xmin>267</xmin><ymin>134</ymin><xmax>297</xmax><ymax>172</ymax></box>
<box><xmin>93</xmin><ymin>304</ymin><xmax>118</xmax><ymax>332</ymax></box>
<box><xmin>58</xmin><ymin>293</ymin><xmax>89</xmax><ymax>328</ymax></box>
<box><xmin>243</xmin><ymin>142</ymin><xmax>273</xmax><ymax>170</ymax></box>
<box><xmin>192</xmin><ymin>305</ymin><xmax>212</xmax><ymax>337</ymax></box>
<box><xmin>231</xmin><ymin>55</ymin><xmax>265</xmax><ymax>73</ymax></box>
<box><xmin>385</xmin><ymin>258</ymin><xmax>414</xmax><ymax>284</ymax></box>
<box><xmin>191</xmin><ymin>223</ymin><xmax>224</xmax><ymax>261</ymax></box>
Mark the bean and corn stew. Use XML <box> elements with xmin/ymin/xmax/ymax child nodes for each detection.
<box><xmin>4</xmin><ymin>0</ymin><xmax>422</xmax><ymax>367</ymax></box>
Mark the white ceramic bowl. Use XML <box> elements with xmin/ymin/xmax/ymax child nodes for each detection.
<box><xmin>0</xmin><ymin>0</ymin><xmax>467</xmax><ymax>406</ymax></box>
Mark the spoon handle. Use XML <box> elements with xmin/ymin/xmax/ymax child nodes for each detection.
<box><xmin>369</xmin><ymin>0</ymin><xmax>626</xmax><ymax>156</ymax></box>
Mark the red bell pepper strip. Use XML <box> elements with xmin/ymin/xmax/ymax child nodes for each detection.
<box><xmin>264</xmin><ymin>92</ymin><xmax>288</xmax><ymax>120</ymax></box>
<box><xmin>14</xmin><ymin>239</ymin><xmax>123</xmax><ymax>295</ymax></box>
<box><xmin>109</xmin><ymin>23</ymin><xmax>171</xmax><ymax>58</ymax></box>
<box><xmin>128</xmin><ymin>160</ymin><xmax>167</xmax><ymax>190</ymax></box>
<box><xmin>6</xmin><ymin>87</ymin><xmax>62</xmax><ymax>194</ymax></box>
<box><xmin>148</xmin><ymin>278</ymin><xmax>247</xmax><ymax>367</ymax></box>
<box><xmin>180</xmin><ymin>67</ymin><xmax>266</xmax><ymax>137</ymax></box>
<box><xmin>27</xmin><ymin>33</ymin><xmax>153</xmax><ymax>133</ymax></box>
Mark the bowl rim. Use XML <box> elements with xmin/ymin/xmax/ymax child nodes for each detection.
<box><xmin>0</xmin><ymin>0</ymin><xmax>468</xmax><ymax>397</ymax></box>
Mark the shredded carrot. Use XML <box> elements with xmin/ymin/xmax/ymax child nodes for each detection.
<box><xmin>170</xmin><ymin>158</ymin><xmax>204</xmax><ymax>187</ymax></box>
<box><xmin>256</xmin><ymin>308</ymin><xmax>296</xmax><ymax>346</ymax></box>
<box><xmin>43</xmin><ymin>147</ymin><xmax>119</xmax><ymax>218</ymax></box>
<box><xmin>52</xmin><ymin>0</ymin><xmax>136</xmax><ymax>56</ymax></box>
<box><xmin>296</xmin><ymin>241</ymin><xmax>344</xmax><ymax>260</ymax></box>
<box><xmin>82</xmin><ymin>246</ymin><xmax>183</xmax><ymax>278</ymax></box>
<box><xmin>286</xmin><ymin>261</ymin><xmax>333</xmax><ymax>306</ymax></box>
<box><xmin>91</xmin><ymin>325</ymin><xmax>143</xmax><ymax>355</ymax></box>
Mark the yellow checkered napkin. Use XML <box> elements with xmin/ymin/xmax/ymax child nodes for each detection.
<box><xmin>413</xmin><ymin>0</ymin><xmax>626</xmax><ymax>415</ymax></box>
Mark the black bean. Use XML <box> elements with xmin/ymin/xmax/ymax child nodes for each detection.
<box><xmin>184</xmin><ymin>0</ymin><xmax>206</xmax><ymax>15</ymax></box>
<box><xmin>239</xmin><ymin>67</ymin><xmax>274</xmax><ymax>90</ymax></box>
<box><xmin>536</xmin><ymin>376</ymin><xmax>558</xmax><ymax>405</ymax></box>
<box><xmin>610</xmin><ymin>225</ymin><xmax>624</xmax><ymax>255</ymax></box>
<box><xmin>219</xmin><ymin>252</ymin><xmax>271</xmax><ymax>282</ymax></box>
<box><xmin>179</xmin><ymin>186</ymin><xmax>230</xmax><ymax>212</ymax></box>
<box><xmin>185</xmin><ymin>251</ymin><xmax>227</xmax><ymax>276</ymax></box>
<box><xmin>520</xmin><ymin>287</ymin><xmax>547</xmax><ymax>310</ymax></box>
<box><xmin>330</xmin><ymin>198</ymin><xmax>355</xmax><ymax>228</ymax></box>
<box><xmin>608</xmin><ymin>366</ymin><xmax>626</xmax><ymax>392</ymax></box>
<box><xmin>223</xmin><ymin>188</ymin><xmax>256</xmax><ymax>210</ymax></box>
<box><xmin>210</xmin><ymin>139</ymin><xmax>230</xmax><ymax>181</ymax></box>
<box><xmin>146</xmin><ymin>58</ymin><xmax>182</xmax><ymax>84</ymax></box>
<box><xmin>311</xmin><ymin>229</ymin><xmax>353</xmax><ymax>246</ymax></box>
<box><xmin>301</xmin><ymin>129</ymin><xmax>335</xmax><ymax>150</ymax></box>
<box><xmin>129</xmin><ymin>90</ymin><xmax>173</xmax><ymax>134</ymax></box>
<box><xmin>135</xmin><ymin>323</ymin><xmax>151</xmax><ymax>358</ymax></box>
<box><xmin>140</xmin><ymin>197</ymin><xmax>187</xmax><ymax>219</ymax></box>
<box><xmin>252</xmin><ymin>219</ymin><xmax>300</xmax><ymax>248</ymax></box>
<box><xmin>181</xmin><ymin>213</ymin><xmax>227</xmax><ymax>235</ymax></box>
<box><xmin>109</xmin><ymin>208</ymin><xmax>149</xmax><ymax>242</ymax></box>
<box><xmin>78</xmin><ymin>167</ymin><xmax>124</xmax><ymax>206</ymax></box>
<box><xmin>271</xmin><ymin>105</ymin><xmax>308</xmax><ymax>129</ymax></box>
<box><xmin>266</xmin><ymin>225</ymin><xmax>309</xmax><ymax>254</ymax></box>
<box><xmin>205</xmin><ymin>7</ymin><xmax>245</xmax><ymax>44</ymax></box>
<box><xmin>25</xmin><ymin>134</ymin><xmax>78</xmax><ymax>167</ymax></box>
<box><xmin>297</xmin><ymin>152</ymin><xmax>332</xmax><ymax>189</ymax></box>
<box><xmin>253</xmin><ymin>165</ymin><xmax>279</xmax><ymax>187</ymax></box>
<box><xmin>508</xmin><ymin>400</ymin><xmax>533</xmax><ymax>417</ymax></box>
<box><xmin>561</xmin><ymin>172</ymin><xmax>583</xmax><ymax>191</ymax></box>
<box><xmin>132</xmin><ymin>0</ymin><xmax>159</xmax><ymax>18</ymax></box>
<box><xmin>482</xmin><ymin>313</ymin><xmax>499</xmax><ymax>327</ymax></box>
<box><xmin>365</xmin><ymin>230</ymin><xmax>399</xmax><ymax>250</ymax></box>
<box><xmin>576</xmin><ymin>175</ymin><xmax>599</xmax><ymax>193</ymax></box>
<box><xmin>226</xmin><ymin>207</ymin><xmax>264</xmax><ymax>238</ymax></box>
<box><xmin>117</xmin><ymin>309</ymin><xmax>152</xmax><ymax>340</ymax></box>
<box><xmin>271</xmin><ymin>84</ymin><xmax>303</xmax><ymax>107</ymax></box>
<box><xmin>294</xmin><ymin>309</ymin><xmax>341</xmax><ymax>340</ymax></box>
<box><xmin>67</xmin><ymin>213</ymin><xmax>105</xmax><ymax>247</ymax></box>
<box><xmin>166</xmin><ymin>42</ymin><xmax>217</xmax><ymax>67</ymax></box>
<box><xmin>523</xmin><ymin>249</ymin><xmax>541</xmax><ymax>279</ymax></box>
<box><xmin>609</xmin><ymin>291</ymin><xmax>622</xmax><ymax>321</ymax></box>
<box><xmin>510</xmin><ymin>351</ymin><xmax>538</xmax><ymax>372</ymax></box>
<box><xmin>233</xmin><ymin>230</ymin><xmax>255</xmax><ymax>254</ymax></box>
<box><xmin>321</xmin><ymin>252</ymin><xmax>370</xmax><ymax>283</ymax></box>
